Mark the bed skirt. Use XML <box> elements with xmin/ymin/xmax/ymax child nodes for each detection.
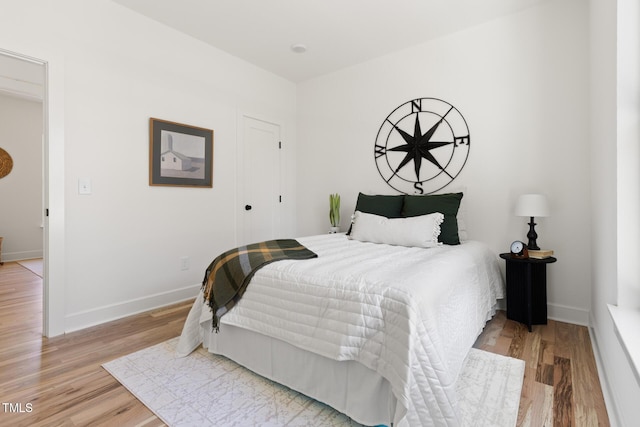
<box><xmin>202</xmin><ymin>323</ymin><xmax>397</xmax><ymax>426</ymax></box>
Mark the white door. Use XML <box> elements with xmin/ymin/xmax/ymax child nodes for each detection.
<box><xmin>240</xmin><ymin>116</ymin><xmax>281</xmax><ymax>245</ymax></box>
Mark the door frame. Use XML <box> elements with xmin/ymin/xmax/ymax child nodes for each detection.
<box><xmin>0</xmin><ymin>47</ymin><xmax>66</xmax><ymax>337</ymax></box>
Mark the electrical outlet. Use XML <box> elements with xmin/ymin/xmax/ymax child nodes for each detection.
<box><xmin>180</xmin><ymin>256</ymin><xmax>190</xmax><ymax>271</ymax></box>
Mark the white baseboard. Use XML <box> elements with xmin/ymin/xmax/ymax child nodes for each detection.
<box><xmin>547</xmin><ymin>302</ymin><xmax>590</xmax><ymax>326</ymax></box>
<box><xmin>2</xmin><ymin>249</ymin><xmax>43</xmax><ymax>262</ymax></box>
<box><xmin>64</xmin><ymin>283</ymin><xmax>200</xmax><ymax>333</ymax></box>
<box><xmin>588</xmin><ymin>313</ymin><xmax>621</xmax><ymax>427</ymax></box>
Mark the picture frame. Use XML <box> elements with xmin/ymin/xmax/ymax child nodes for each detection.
<box><xmin>149</xmin><ymin>118</ymin><xmax>214</xmax><ymax>187</ymax></box>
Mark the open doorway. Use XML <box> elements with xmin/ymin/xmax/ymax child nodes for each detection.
<box><xmin>0</xmin><ymin>50</ymin><xmax>45</xmax><ymax>333</ymax></box>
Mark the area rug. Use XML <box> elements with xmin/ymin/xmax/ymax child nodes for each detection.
<box><xmin>17</xmin><ymin>258</ymin><xmax>43</xmax><ymax>277</ymax></box>
<box><xmin>103</xmin><ymin>338</ymin><xmax>524</xmax><ymax>427</ymax></box>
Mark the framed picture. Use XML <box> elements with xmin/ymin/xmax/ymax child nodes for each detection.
<box><xmin>149</xmin><ymin>118</ymin><xmax>214</xmax><ymax>187</ymax></box>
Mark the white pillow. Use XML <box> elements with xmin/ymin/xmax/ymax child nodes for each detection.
<box><xmin>349</xmin><ymin>210</ymin><xmax>444</xmax><ymax>248</ymax></box>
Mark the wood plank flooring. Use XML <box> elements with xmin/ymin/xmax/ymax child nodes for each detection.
<box><xmin>0</xmin><ymin>261</ymin><xmax>609</xmax><ymax>426</ymax></box>
<box><xmin>474</xmin><ymin>310</ymin><xmax>609</xmax><ymax>426</ymax></box>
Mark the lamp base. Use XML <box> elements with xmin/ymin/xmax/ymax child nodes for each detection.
<box><xmin>526</xmin><ymin>216</ymin><xmax>540</xmax><ymax>250</ymax></box>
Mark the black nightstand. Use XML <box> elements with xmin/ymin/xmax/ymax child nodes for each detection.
<box><xmin>499</xmin><ymin>253</ymin><xmax>557</xmax><ymax>332</ymax></box>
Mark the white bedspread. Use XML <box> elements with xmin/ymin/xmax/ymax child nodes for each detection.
<box><xmin>178</xmin><ymin>234</ymin><xmax>504</xmax><ymax>427</ymax></box>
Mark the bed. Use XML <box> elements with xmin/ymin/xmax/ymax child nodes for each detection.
<box><xmin>177</xmin><ymin>193</ymin><xmax>505</xmax><ymax>427</ymax></box>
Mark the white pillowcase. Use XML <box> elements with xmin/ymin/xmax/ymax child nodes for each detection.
<box><xmin>349</xmin><ymin>210</ymin><xmax>444</xmax><ymax>248</ymax></box>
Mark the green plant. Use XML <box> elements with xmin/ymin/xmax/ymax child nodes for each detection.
<box><xmin>329</xmin><ymin>193</ymin><xmax>340</xmax><ymax>227</ymax></box>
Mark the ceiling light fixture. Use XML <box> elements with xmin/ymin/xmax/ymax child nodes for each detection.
<box><xmin>290</xmin><ymin>44</ymin><xmax>307</xmax><ymax>54</ymax></box>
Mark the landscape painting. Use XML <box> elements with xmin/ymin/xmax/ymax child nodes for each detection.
<box><xmin>149</xmin><ymin>118</ymin><xmax>213</xmax><ymax>187</ymax></box>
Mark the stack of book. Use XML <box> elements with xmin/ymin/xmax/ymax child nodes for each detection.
<box><xmin>528</xmin><ymin>249</ymin><xmax>554</xmax><ymax>259</ymax></box>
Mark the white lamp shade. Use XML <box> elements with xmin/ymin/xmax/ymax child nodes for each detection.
<box><xmin>514</xmin><ymin>194</ymin><xmax>550</xmax><ymax>217</ymax></box>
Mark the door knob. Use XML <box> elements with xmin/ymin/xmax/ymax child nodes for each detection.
<box><xmin>245</xmin><ymin>205</ymin><xmax>252</xmax><ymax>211</ymax></box>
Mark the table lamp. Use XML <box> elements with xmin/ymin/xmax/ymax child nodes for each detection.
<box><xmin>514</xmin><ymin>194</ymin><xmax>549</xmax><ymax>250</ymax></box>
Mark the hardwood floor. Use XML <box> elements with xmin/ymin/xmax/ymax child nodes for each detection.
<box><xmin>0</xmin><ymin>261</ymin><xmax>609</xmax><ymax>426</ymax></box>
<box><xmin>474</xmin><ymin>311</ymin><xmax>610</xmax><ymax>426</ymax></box>
<box><xmin>0</xmin><ymin>262</ymin><xmax>188</xmax><ymax>427</ymax></box>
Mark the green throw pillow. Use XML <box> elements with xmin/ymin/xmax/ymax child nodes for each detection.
<box><xmin>402</xmin><ymin>193</ymin><xmax>463</xmax><ymax>245</ymax></box>
<box><xmin>347</xmin><ymin>193</ymin><xmax>405</xmax><ymax>235</ymax></box>
<box><xmin>354</xmin><ymin>193</ymin><xmax>404</xmax><ymax>218</ymax></box>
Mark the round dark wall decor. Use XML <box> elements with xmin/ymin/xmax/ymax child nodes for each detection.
<box><xmin>374</xmin><ymin>97</ymin><xmax>470</xmax><ymax>195</ymax></box>
<box><xmin>0</xmin><ymin>147</ymin><xmax>13</xmax><ymax>179</ymax></box>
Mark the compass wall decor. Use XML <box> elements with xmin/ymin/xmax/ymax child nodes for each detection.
<box><xmin>374</xmin><ymin>97</ymin><xmax>470</xmax><ymax>195</ymax></box>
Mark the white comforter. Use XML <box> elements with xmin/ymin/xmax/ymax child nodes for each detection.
<box><xmin>177</xmin><ymin>234</ymin><xmax>504</xmax><ymax>426</ymax></box>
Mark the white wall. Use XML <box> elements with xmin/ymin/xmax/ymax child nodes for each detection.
<box><xmin>616</xmin><ymin>0</ymin><xmax>640</xmax><ymax>310</ymax></box>
<box><xmin>589</xmin><ymin>0</ymin><xmax>640</xmax><ymax>425</ymax></box>
<box><xmin>0</xmin><ymin>94</ymin><xmax>43</xmax><ymax>261</ymax></box>
<box><xmin>0</xmin><ymin>0</ymin><xmax>297</xmax><ymax>332</ymax></box>
<box><xmin>297</xmin><ymin>0</ymin><xmax>591</xmax><ymax>325</ymax></box>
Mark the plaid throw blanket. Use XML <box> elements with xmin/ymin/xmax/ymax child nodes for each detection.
<box><xmin>202</xmin><ymin>239</ymin><xmax>318</xmax><ymax>331</ymax></box>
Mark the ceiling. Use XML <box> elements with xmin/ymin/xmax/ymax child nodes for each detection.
<box><xmin>114</xmin><ymin>0</ymin><xmax>545</xmax><ymax>83</ymax></box>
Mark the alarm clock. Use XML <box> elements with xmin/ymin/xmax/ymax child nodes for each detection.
<box><xmin>510</xmin><ymin>240</ymin><xmax>529</xmax><ymax>259</ymax></box>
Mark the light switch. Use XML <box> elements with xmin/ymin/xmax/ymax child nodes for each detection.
<box><xmin>78</xmin><ymin>178</ymin><xmax>92</xmax><ymax>195</ymax></box>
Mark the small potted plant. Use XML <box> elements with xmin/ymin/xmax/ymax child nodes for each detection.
<box><xmin>329</xmin><ymin>193</ymin><xmax>341</xmax><ymax>233</ymax></box>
